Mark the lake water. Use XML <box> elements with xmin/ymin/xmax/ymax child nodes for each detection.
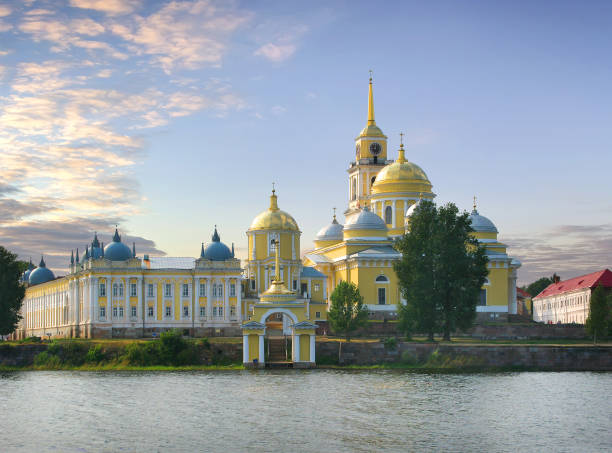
<box><xmin>1</xmin><ymin>370</ymin><xmax>611</xmax><ymax>452</ymax></box>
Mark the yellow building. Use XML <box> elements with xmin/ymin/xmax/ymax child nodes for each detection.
<box><xmin>308</xmin><ymin>77</ymin><xmax>521</xmax><ymax>320</ymax></box>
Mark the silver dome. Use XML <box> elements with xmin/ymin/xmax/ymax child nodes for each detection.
<box><xmin>316</xmin><ymin>217</ymin><xmax>344</xmax><ymax>241</ymax></box>
<box><xmin>469</xmin><ymin>209</ymin><xmax>498</xmax><ymax>233</ymax></box>
<box><xmin>344</xmin><ymin>206</ymin><xmax>387</xmax><ymax>231</ymax></box>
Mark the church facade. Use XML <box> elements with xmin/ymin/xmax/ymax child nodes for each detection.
<box><xmin>13</xmin><ymin>77</ymin><xmax>521</xmax><ymax>342</ymax></box>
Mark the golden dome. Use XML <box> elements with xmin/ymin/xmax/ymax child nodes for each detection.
<box><xmin>357</xmin><ymin>76</ymin><xmax>386</xmax><ymax>138</ymax></box>
<box><xmin>371</xmin><ymin>144</ymin><xmax>433</xmax><ymax>195</ymax></box>
<box><xmin>249</xmin><ymin>190</ymin><xmax>299</xmax><ymax>231</ymax></box>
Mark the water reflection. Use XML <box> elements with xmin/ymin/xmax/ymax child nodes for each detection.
<box><xmin>0</xmin><ymin>371</ymin><xmax>611</xmax><ymax>453</ymax></box>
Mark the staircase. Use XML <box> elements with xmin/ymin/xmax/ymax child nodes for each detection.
<box><xmin>267</xmin><ymin>338</ymin><xmax>290</xmax><ymax>364</ymax></box>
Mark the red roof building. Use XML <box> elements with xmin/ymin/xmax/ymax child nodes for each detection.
<box><xmin>532</xmin><ymin>269</ymin><xmax>612</xmax><ymax>324</ymax></box>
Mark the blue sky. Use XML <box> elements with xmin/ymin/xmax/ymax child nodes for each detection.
<box><xmin>1</xmin><ymin>0</ymin><xmax>611</xmax><ymax>284</ymax></box>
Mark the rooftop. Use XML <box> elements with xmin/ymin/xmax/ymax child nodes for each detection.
<box><xmin>533</xmin><ymin>269</ymin><xmax>612</xmax><ymax>299</ymax></box>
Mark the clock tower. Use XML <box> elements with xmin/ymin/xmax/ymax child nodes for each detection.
<box><xmin>346</xmin><ymin>74</ymin><xmax>389</xmax><ymax>215</ymax></box>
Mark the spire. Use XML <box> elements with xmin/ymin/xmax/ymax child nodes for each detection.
<box><xmin>70</xmin><ymin>250</ymin><xmax>74</xmax><ymax>265</ymax></box>
<box><xmin>113</xmin><ymin>227</ymin><xmax>121</xmax><ymax>243</ymax></box>
<box><xmin>231</xmin><ymin>242</ymin><xmax>235</xmax><ymax>258</ymax></box>
<box><xmin>212</xmin><ymin>225</ymin><xmax>220</xmax><ymax>242</ymax></box>
<box><xmin>92</xmin><ymin>232</ymin><xmax>100</xmax><ymax>248</ymax></box>
<box><xmin>397</xmin><ymin>132</ymin><xmax>406</xmax><ymax>163</ymax></box>
<box><xmin>101</xmin><ymin>242</ymin><xmax>104</xmax><ymax>258</ymax></box>
<box><xmin>132</xmin><ymin>242</ymin><xmax>136</xmax><ymax>258</ymax></box>
<box><xmin>332</xmin><ymin>207</ymin><xmax>338</xmax><ymax>224</ymax></box>
<box><xmin>39</xmin><ymin>256</ymin><xmax>46</xmax><ymax>268</ymax></box>
<box><xmin>84</xmin><ymin>245</ymin><xmax>89</xmax><ymax>259</ymax></box>
<box><xmin>368</xmin><ymin>70</ymin><xmax>375</xmax><ymax>125</ymax></box>
<box><xmin>28</xmin><ymin>258</ymin><xmax>34</xmax><ymax>270</ymax></box>
<box><xmin>200</xmin><ymin>242</ymin><xmax>205</xmax><ymax>258</ymax></box>
<box><xmin>473</xmin><ymin>195</ymin><xmax>477</xmax><ymax>213</ymax></box>
<box><xmin>76</xmin><ymin>248</ymin><xmax>79</xmax><ymax>263</ymax></box>
<box><xmin>269</xmin><ymin>185</ymin><xmax>279</xmax><ymax>211</ymax></box>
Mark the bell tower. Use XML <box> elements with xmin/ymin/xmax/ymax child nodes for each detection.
<box><xmin>346</xmin><ymin>73</ymin><xmax>389</xmax><ymax>215</ymax></box>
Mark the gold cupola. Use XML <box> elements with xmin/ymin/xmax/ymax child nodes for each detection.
<box><xmin>371</xmin><ymin>141</ymin><xmax>433</xmax><ymax>196</ymax></box>
<box><xmin>249</xmin><ymin>189</ymin><xmax>299</xmax><ymax>232</ymax></box>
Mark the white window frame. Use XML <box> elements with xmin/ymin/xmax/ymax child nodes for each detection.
<box><xmin>113</xmin><ymin>283</ymin><xmax>118</xmax><ymax>297</ymax></box>
<box><xmin>199</xmin><ymin>283</ymin><xmax>206</xmax><ymax>296</ymax></box>
<box><xmin>112</xmin><ymin>306</ymin><xmax>118</xmax><ymax>317</ymax></box>
<box><xmin>118</xmin><ymin>306</ymin><xmax>124</xmax><ymax>318</ymax></box>
<box><xmin>165</xmin><ymin>305</ymin><xmax>172</xmax><ymax>318</ymax></box>
<box><xmin>182</xmin><ymin>283</ymin><xmax>189</xmax><ymax>297</ymax></box>
<box><xmin>147</xmin><ymin>284</ymin><xmax>154</xmax><ymax>298</ymax></box>
<box><xmin>147</xmin><ymin>306</ymin><xmax>154</xmax><ymax>318</ymax></box>
<box><xmin>230</xmin><ymin>283</ymin><xmax>236</xmax><ymax>297</ymax></box>
<box><xmin>164</xmin><ymin>284</ymin><xmax>172</xmax><ymax>298</ymax></box>
<box><xmin>378</xmin><ymin>287</ymin><xmax>386</xmax><ymax>305</ymax></box>
<box><xmin>99</xmin><ymin>283</ymin><xmax>106</xmax><ymax>297</ymax></box>
<box><xmin>131</xmin><ymin>306</ymin><xmax>137</xmax><ymax>318</ymax></box>
<box><xmin>118</xmin><ymin>283</ymin><xmax>124</xmax><ymax>297</ymax></box>
<box><xmin>183</xmin><ymin>306</ymin><xmax>189</xmax><ymax>317</ymax></box>
<box><xmin>200</xmin><ymin>306</ymin><xmax>206</xmax><ymax>318</ymax></box>
<box><xmin>130</xmin><ymin>283</ymin><xmax>137</xmax><ymax>297</ymax></box>
<box><xmin>99</xmin><ymin>306</ymin><xmax>106</xmax><ymax>319</ymax></box>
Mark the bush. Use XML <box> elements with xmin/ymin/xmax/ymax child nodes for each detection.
<box><xmin>20</xmin><ymin>336</ymin><xmax>41</xmax><ymax>344</ymax></box>
<box><xmin>34</xmin><ymin>351</ymin><xmax>62</xmax><ymax>368</ymax></box>
<box><xmin>383</xmin><ymin>337</ymin><xmax>398</xmax><ymax>350</ymax></box>
<box><xmin>121</xmin><ymin>342</ymin><xmax>158</xmax><ymax>366</ymax></box>
<box><xmin>85</xmin><ymin>345</ymin><xmax>105</xmax><ymax>363</ymax></box>
<box><xmin>198</xmin><ymin>338</ymin><xmax>211</xmax><ymax>350</ymax></box>
<box><xmin>159</xmin><ymin>329</ymin><xmax>188</xmax><ymax>364</ymax></box>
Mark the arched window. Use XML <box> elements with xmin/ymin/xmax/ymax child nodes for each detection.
<box><xmin>384</xmin><ymin>206</ymin><xmax>392</xmax><ymax>225</ymax></box>
<box><xmin>371</xmin><ymin>176</ymin><xmax>376</xmax><ymax>187</ymax></box>
<box><xmin>351</xmin><ymin>178</ymin><xmax>357</xmax><ymax>201</ymax></box>
<box><xmin>375</xmin><ymin>275</ymin><xmax>389</xmax><ymax>282</ymax></box>
<box><xmin>113</xmin><ymin>283</ymin><xmax>118</xmax><ymax>297</ymax></box>
<box><xmin>118</xmin><ymin>283</ymin><xmax>124</xmax><ymax>297</ymax></box>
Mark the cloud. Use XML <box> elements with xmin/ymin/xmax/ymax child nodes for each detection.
<box><xmin>0</xmin><ymin>5</ymin><xmax>11</xmax><ymax>17</ymax></box>
<box><xmin>254</xmin><ymin>43</ymin><xmax>296</xmax><ymax>62</ymax></box>
<box><xmin>109</xmin><ymin>0</ymin><xmax>252</xmax><ymax>73</ymax></box>
<box><xmin>271</xmin><ymin>105</ymin><xmax>287</xmax><ymax>115</ymax></box>
<box><xmin>69</xmin><ymin>0</ymin><xmax>142</xmax><ymax>16</ymax></box>
<box><xmin>503</xmin><ymin>223</ymin><xmax>612</xmax><ymax>285</ymax></box>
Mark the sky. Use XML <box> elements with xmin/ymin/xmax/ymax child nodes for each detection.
<box><xmin>1</xmin><ymin>0</ymin><xmax>611</xmax><ymax>285</ymax></box>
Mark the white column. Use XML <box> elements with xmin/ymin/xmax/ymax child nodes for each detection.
<box><xmin>258</xmin><ymin>334</ymin><xmax>265</xmax><ymax>366</ymax></box>
<box><xmin>292</xmin><ymin>234</ymin><xmax>296</xmax><ymax>259</ymax></box>
<box><xmin>137</xmin><ymin>276</ymin><xmax>143</xmax><ymax>321</ymax></box>
<box><xmin>323</xmin><ymin>279</ymin><xmax>327</xmax><ymax>300</ymax></box>
<box><xmin>207</xmin><ymin>278</ymin><xmax>212</xmax><ymax>321</ymax></box>
<box><xmin>307</xmin><ymin>278</ymin><xmax>312</xmax><ymax>298</ymax></box>
<box><xmin>392</xmin><ymin>199</ymin><xmax>397</xmax><ymax>228</ymax></box>
<box><xmin>224</xmin><ymin>278</ymin><xmax>229</xmax><ymax>321</ymax></box>
<box><xmin>251</xmin><ymin>233</ymin><xmax>256</xmax><ymax>260</ymax></box>
<box><xmin>293</xmin><ymin>333</ymin><xmax>301</xmax><ymax>362</ymax></box>
<box><xmin>243</xmin><ymin>334</ymin><xmax>249</xmax><ymax>363</ymax></box>
<box><xmin>310</xmin><ymin>335</ymin><xmax>316</xmax><ymax>363</ymax></box>
<box><xmin>237</xmin><ymin>279</ymin><xmax>242</xmax><ymax>322</ymax></box>
<box><xmin>124</xmin><ymin>277</ymin><xmax>129</xmax><ymax>322</ymax></box>
<box><xmin>264</xmin><ymin>267</ymin><xmax>269</xmax><ymax>290</ymax></box>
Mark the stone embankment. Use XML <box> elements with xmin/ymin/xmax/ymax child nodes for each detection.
<box><xmin>316</xmin><ymin>341</ymin><xmax>612</xmax><ymax>370</ymax></box>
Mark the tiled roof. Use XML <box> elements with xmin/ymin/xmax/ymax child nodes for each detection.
<box><xmin>517</xmin><ymin>287</ymin><xmax>530</xmax><ymax>298</ymax></box>
<box><xmin>533</xmin><ymin>269</ymin><xmax>612</xmax><ymax>299</ymax></box>
<box><xmin>300</xmin><ymin>266</ymin><xmax>327</xmax><ymax>278</ymax></box>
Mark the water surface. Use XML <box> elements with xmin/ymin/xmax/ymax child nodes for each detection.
<box><xmin>1</xmin><ymin>370</ymin><xmax>610</xmax><ymax>452</ymax></box>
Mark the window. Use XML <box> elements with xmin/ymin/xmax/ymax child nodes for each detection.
<box><xmin>200</xmin><ymin>306</ymin><xmax>206</xmax><ymax>317</ymax></box>
<box><xmin>230</xmin><ymin>306</ymin><xmax>236</xmax><ymax>317</ymax></box>
<box><xmin>164</xmin><ymin>284</ymin><xmax>172</xmax><ymax>298</ymax></box>
<box><xmin>199</xmin><ymin>283</ymin><xmax>206</xmax><ymax>295</ymax></box>
<box><xmin>251</xmin><ymin>279</ymin><xmax>256</xmax><ymax>290</ymax></box>
<box><xmin>113</xmin><ymin>283</ymin><xmax>118</xmax><ymax>297</ymax></box>
<box><xmin>314</xmin><ymin>283</ymin><xmax>320</xmax><ymax>292</ymax></box>
<box><xmin>131</xmin><ymin>306</ymin><xmax>137</xmax><ymax>318</ymax></box>
<box><xmin>218</xmin><ymin>307</ymin><xmax>223</xmax><ymax>317</ymax></box>
<box><xmin>371</xmin><ymin>176</ymin><xmax>376</xmax><ymax>187</ymax></box>
<box><xmin>213</xmin><ymin>307</ymin><xmax>218</xmax><ymax>317</ymax></box>
<box><xmin>376</xmin><ymin>275</ymin><xmax>389</xmax><ymax>282</ymax></box>
<box><xmin>165</xmin><ymin>306</ymin><xmax>171</xmax><ymax>317</ymax></box>
<box><xmin>212</xmin><ymin>285</ymin><xmax>217</xmax><ymax>297</ymax></box>
<box><xmin>378</xmin><ymin>287</ymin><xmax>386</xmax><ymax>305</ymax></box>
<box><xmin>315</xmin><ymin>311</ymin><xmax>321</xmax><ymax>319</ymax></box>
<box><xmin>182</xmin><ymin>284</ymin><xmax>189</xmax><ymax>297</ymax></box>
<box><xmin>147</xmin><ymin>284</ymin><xmax>154</xmax><ymax>298</ymax></box>
<box><xmin>118</xmin><ymin>306</ymin><xmax>124</xmax><ymax>318</ymax></box>
<box><xmin>218</xmin><ymin>285</ymin><xmax>223</xmax><ymax>297</ymax></box>
<box><xmin>147</xmin><ymin>306</ymin><xmax>154</xmax><ymax>317</ymax></box>
<box><xmin>130</xmin><ymin>283</ymin><xmax>137</xmax><ymax>297</ymax></box>
<box><xmin>113</xmin><ymin>306</ymin><xmax>118</xmax><ymax>317</ymax></box>
<box><xmin>478</xmin><ymin>289</ymin><xmax>487</xmax><ymax>306</ymax></box>
<box><xmin>230</xmin><ymin>284</ymin><xmax>236</xmax><ymax>297</ymax></box>
<box><xmin>100</xmin><ymin>306</ymin><xmax>106</xmax><ymax>318</ymax></box>
<box><xmin>384</xmin><ymin>206</ymin><xmax>392</xmax><ymax>225</ymax></box>
<box><xmin>351</xmin><ymin>178</ymin><xmax>356</xmax><ymax>201</ymax></box>
<box><xmin>183</xmin><ymin>306</ymin><xmax>189</xmax><ymax>317</ymax></box>
<box><xmin>293</xmin><ymin>280</ymin><xmax>297</xmax><ymax>290</ymax></box>
<box><xmin>118</xmin><ymin>283</ymin><xmax>124</xmax><ymax>297</ymax></box>
<box><xmin>99</xmin><ymin>282</ymin><xmax>106</xmax><ymax>296</ymax></box>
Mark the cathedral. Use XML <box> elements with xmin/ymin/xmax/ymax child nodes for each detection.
<box><xmin>13</xmin><ymin>77</ymin><xmax>521</xmax><ymax>366</ymax></box>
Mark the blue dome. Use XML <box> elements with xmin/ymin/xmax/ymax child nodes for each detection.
<box><xmin>202</xmin><ymin>228</ymin><xmax>233</xmax><ymax>261</ymax></box>
<box><xmin>469</xmin><ymin>209</ymin><xmax>498</xmax><ymax>233</ymax></box>
<box><xmin>29</xmin><ymin>257</ymin><xmax>55</xmax><ymax>285</ymax></box>
<box><xmin>103</xmin><ymin>228</ymin><xmax>134</xmax><ymax>261</ymax></box>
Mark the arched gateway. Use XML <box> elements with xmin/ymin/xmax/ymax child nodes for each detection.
<box><xmin>242</xmin><ymin>239</ymin><xmax>317</xmax><ymax>368</ymax></box>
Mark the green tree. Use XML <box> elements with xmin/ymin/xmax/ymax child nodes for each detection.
<box><xmin>394</xmin><ymin>201</ymin><xmax>489</xmax><ymax>341</ymax></box>
<box><xmin>585</xmin><ymin>285</ymin><xmax>610</xmax><ymax>344</ymax></box>
<box><xmin>0</xmin><ymin>246</ymin><xmax>26</xmax><ymax>337</ymax></box>
<box><xmin>523</xmin><ymin>275</ymin><xmax>558</xmax><ymax>298</ymax></box>
<box><xmin>328</xmin><ymin>281</ymin><xmax>368</xmax><ymax>342</ymax></box>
